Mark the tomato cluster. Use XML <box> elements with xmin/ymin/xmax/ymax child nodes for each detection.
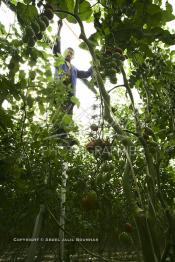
<box><xmin>86</xmin><ymin>139</ymin><xmax>111</xmax><ymax>160</ymax></box>
<box><xmin>81</xmin><ymin>191</ymin><xmax>97</xmax><ymax>210</ymax></box>
<box><xmin>22</xmin><ymin>4</ymin><xmax>54</xmax><ymax>47</ymax></box>
<box><xmin>96</xmin><ymin>46</ymin><xmax>127</xmax><ymax>84</ymax></box>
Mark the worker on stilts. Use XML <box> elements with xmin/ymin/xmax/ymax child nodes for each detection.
<box><xmin>52</xmin><ymin>20</ymin><xmax>93</xmax><ymax>140</ymax></box>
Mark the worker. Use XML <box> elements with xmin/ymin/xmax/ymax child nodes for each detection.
<box><xmin>54</xmin><ymin>46</ymin><xmax>93</xmax><ymax>115</ymax></box>
<box><xmin>52</xmin><ymin>20</ymin><xmax>93</xmax><ymax>140</ymax></box>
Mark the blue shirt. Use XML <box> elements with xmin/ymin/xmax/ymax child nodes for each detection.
<box><xmin>55</xmin><ymin>62</ymin><xmax>93</xmax><ymax>95</ymax></box>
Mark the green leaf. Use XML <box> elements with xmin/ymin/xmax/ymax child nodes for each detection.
<box><xmin>161</xmin><ymin>32</ymin><xmax>175</xmax><ymax>45</ymax></box>
<box><xmin>79</xmin><ymin>1</ymin><xmax>92</xmax><ymax>21</ymax></box>
<box><xmin>39</xmin><ymin>102</ymin><xmax>45</xmax><ymax>115</ymax></box>
<box><xmin>146</xmin><ymin>4</ymin><xmax>161</xmax><ymax>15</ymax></box>
<box><xmin>16</xmin><ymin>3</ymin><xmax>38</xmax><ymax>26</ymax></box>
<box><xmin>79</xmin><ymin>41</ymin><xmax>88</xmax><ymax>50</ymax></box>
<box><xmin>54</xmin><ymin>55</ymin><xmax>65</xmax><ymax>67</ymax></box>
<box><xmin>27</xmin><ymin>96</ymin><xmax>33</xmax><ymax>108</ymax></box>
<box><xmin>165</xmin><ymin>2</ymin><xmax>173</xmax><ymax>14</ymax></box>
<box><xmin>10</xmin><ymin>0</ymin><xmax>17</xmax><ymax>5</ymax></box>
<box><xmin>24</xmin><ymin>0</ymin><xmax>33</xmax><ymax>4</ymax></box>
<box><xmin>146</xmin><ymin>12</ymin><xmax>162</xmax><ymax>27</ymax></box>
<box><xmin>45</xmin><ymin>69</ymin><xmax>52</xmax><ymax>77</ymax></box>
<box><xmin>0</xmin><ymin>22</ymin><xmax>6</xmax><ymax>35</ymax></box>
<box><xmin>0</xmin><ymin>108</ymin><xmax>13</xmax><ymax>130</ymax></box>
<box><xmin>57</xmin><ymin>0</ymin><xmax>74</xmax><ymax>19</ymax></box>
<box><xmin>67</xmin><ymin>15</ymin><xmax>77</xmax><ymax>24</ymax></box>
<box><xmin>133</xmin><ymin>2</ymin><xmax>144</xmax><ymax>25</ymax></box>
<box><xmin>70</xmin><ymin>96</ymin><xmax>80</xmax><ymax>108</ymax></box>
<box><xmin>162</xmin><ymin>2</ymin><xmax>175</xmax><ymax>23</ymax></box>
<box><xmin>103</xmin><ymin>27</ymin><xmax>110</xmax><ymax>35</ymax></box>
<box><xmin>62</xmin><ymin>114</ymin><xmax>72</xmax><ymax>126</ymax></box>
<box><xmin>88</xmin><ymin>33</ymin><xmax>99</xmax><ymax>46</ymax></box>
<box><xmin>134</xmin><ymin>53</ymin><xmax>144</xmax><ymax>64</ymax></box>
<box><xmin>47</xmin><ymin>0</ymin><xmax>60</xmax><ymax>9</ymax></box>
<box><xmin>64</xmin><ymin>0</ymin><xmax>74</xmax><ymax>11</ymax></box>
<box><xmin>47</xmin><ymin>26</ymin><xmax>52</xmax><ymax>32</ymax></box>
<box><xmin>170</xmin><ymin>50</ymin><xmax>175</xmax><ymax>57</ymax></box>
<box><xmin>19</xmin><ymin>70</ymin><xmax>26</xmax><ymax>80</ymax></box>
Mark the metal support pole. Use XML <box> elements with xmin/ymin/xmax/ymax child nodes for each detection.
<box><xmin>59</xmin><ymin>161</ymin><xmax>68</xmax><ymax>261</ymax></box>
<box><xmin>26</xmin><ymin>204</ymin><xmax>45</xmax><ymax>262</ymax></box>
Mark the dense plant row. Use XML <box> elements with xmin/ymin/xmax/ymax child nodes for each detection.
<box><xmin>0</xmin><ymin>0</ymin><xmax>175</xmax><ymax>261</ymax></box>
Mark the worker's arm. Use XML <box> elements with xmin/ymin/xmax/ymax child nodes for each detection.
<box><xmin>77</xmin><ymin>67</ymin><xmax>93</xmax><ymax>79</ymax></box>
<box><xmin>53</xmin><ymin>20</ymin><xmax>63</xmax><ymax>55</ymax></box>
